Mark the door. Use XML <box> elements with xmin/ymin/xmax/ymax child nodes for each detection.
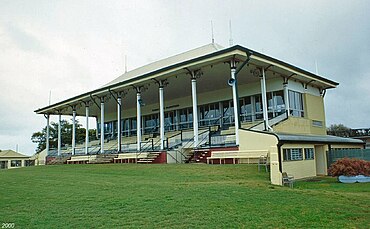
<box><xmin>315</xmin><ymin>145</ymin><xmax>326</xmax><ymax>175</ymax></box>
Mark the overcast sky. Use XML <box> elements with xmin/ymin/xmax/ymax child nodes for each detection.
<box><xmin>0</xmin><ymin>0</ymin><xmax>369</xmax><ymax>155</ymax></box>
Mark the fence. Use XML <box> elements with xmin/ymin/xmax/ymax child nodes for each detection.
<box><xmin>327</xmin><ymin>148</ymin><xmax>370</xmax><ymax>167</ymax></box>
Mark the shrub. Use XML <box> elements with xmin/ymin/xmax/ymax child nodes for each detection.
<box><xmin>328</xmin><ymin>158</ymin><xmax>370</xmax><ymax>177</ymax></box>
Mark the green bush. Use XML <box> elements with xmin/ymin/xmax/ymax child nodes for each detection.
<box><xmin>328</xmin><ymin>158</ymin><xmax>370</xmax><ymax>176</ymax></box>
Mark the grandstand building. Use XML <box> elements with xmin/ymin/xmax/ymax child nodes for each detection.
<box><xmin>35</xmin><ymin>43</ymin><xmax>363</xmax><ymax>185</ymax></box>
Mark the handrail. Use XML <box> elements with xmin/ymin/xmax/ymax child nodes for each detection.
<box><xmin>181</xmin><ymin>129</ymin><xmax>209</xmax><ymax>149</ymax></box>
<box><xmin>194</xmin><ymin>130</ymin><xmax>212</xmax><ymax>149</ymax></box>
<box><xmin>199</xmin><ymin>115</ymin><xmax>222</xmax><ymax>128</ymax></box>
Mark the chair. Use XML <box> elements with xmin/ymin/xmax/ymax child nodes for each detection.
<box><xmin>282</xmin><ymin>172</ymin><xmax>294</xmax><ymax>188</ymax></box>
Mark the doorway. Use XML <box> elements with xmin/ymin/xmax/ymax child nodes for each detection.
<box><xmin>315</xmin><ymin>145</ymin><xmax>326</xmax><ymax>175</ymax></box>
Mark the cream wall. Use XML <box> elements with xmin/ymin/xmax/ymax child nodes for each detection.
<box><xmin>31</xmin><ymin>149</ymin><xmax>47</xmax><ymax>166</ymax></box>
<box><xmin>288</xmin><ymin>80</ymin><xmax>321</xmax><ymax>96</ymax></box>
<box><xmin>273</xmin><ymin>93</ymin><xmax>326</xmax><ymax>135</ymax></box>
<box><xmin>281</xmin><ymin>143</ymin><xmax>317</xmax><ymax>179</ymax></box>
<box><xmin>0</xmin><ymin>158</ymin><xmax>28</xmax><ymax>169</ymax></box>
<box><xmin>239</xmin><ymin>129</ymin><xmax>278</xmax><ymax>151</ymax></box>
<box><xmin>238</xmin><ymin>129</ymin><xmax>281</xmax><ymax>185</ymax></box>
<box><xmin>304</xmin><ymin>93</ymin><xmax>326</xmax><ymax>135</ymax></box>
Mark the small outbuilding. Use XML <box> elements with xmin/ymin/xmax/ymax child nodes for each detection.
<box><xmin>0</xmin><ymin>150</ymin><xmax>34</xmax><ymax>169</ymax></box>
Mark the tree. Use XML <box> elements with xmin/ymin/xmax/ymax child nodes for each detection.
<box><xmin>31</xmin><ymin>119</ymin><xmax>96</xmax><ymax>153</ymax></box>
<box><xmin>327</xmin><ymin>124</ymin><xmax>351</xmax><ymax>137</ymax></box>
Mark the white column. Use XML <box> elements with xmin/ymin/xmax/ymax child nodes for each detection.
<box><xmin>117</xmin><ymin>97</ymin><xmax>122</xmax><ymax>152</ymax></box>
<box><xmin>230</xmin><ymin>66</ymin><xmax>240</xmax><ymax>145</ymax></box>
<box><xmin>85</xmin><ymin>105</ymin><xmax>89</xmax><ymax>154</ymax></box>
<box><xmin>72</xmin><ymin>109</ymin><xmax>76</xmax><ymax>155</ymax></box>
<box><xmin>100</xmin><ymin>100</ymin><xmax>105</xmax><ymax>154</ymax></box>
<box><xmin>159</xmin><ymin>86</ymin><xmax>165</xmax><ymax>150</ymax></box>
<box><xmin>57</xmin><ymin>114</ymin><xmax>61</xmax><ymax>156</ymax></box>
<box><xmin>136</xmin><ymin>92</ymin><xmax>142</xmax><ymax>151</ymax></box>
<box><xmin>191</xmin><ymin>78</ymin><xmax>199</xmax><ymax>147</ymax></box>
<box><xmin>46</xmin><ymin>114</ymin><xmax>50</xmax><ymax>156</ymax></box>
<box><xmin>283</xmin><ymin>82</ymin><xmax>290</xmax><ymax>116</ymax></box>
<box><xmin>261</xmin><ymin>68</ymin><xmax>269</xmax><ymax>130</ymax></box>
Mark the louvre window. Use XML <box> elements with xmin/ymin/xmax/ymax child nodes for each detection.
<box><xmin>283</xmin><ymin>148</ymin><xmax>303</xmax><ymax>161</ymax></box>
<box><xmin>304</xmin><ymin>148</ymin><xmax>315</xmax><ymax>160</ymax></box>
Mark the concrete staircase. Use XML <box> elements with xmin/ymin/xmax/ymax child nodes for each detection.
<box><xmin>89</xmin><ymin>154</ymin><xmax>117</xmax><ymax>164</ymax></box>
<box><xmin>137</xmin><ymin>152</ymin><xmax>161</xmax><ymax>163</ymax></box>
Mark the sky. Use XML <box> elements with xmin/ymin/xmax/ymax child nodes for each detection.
<box><xmin>0</xmin><ymin>0</ymin><xmax>369</xmax><ymax>155</ymax></box>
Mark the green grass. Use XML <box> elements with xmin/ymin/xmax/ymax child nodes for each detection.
<box><xmin>0</xmin><ymin>164</ymin><xmax>369</xmax><ymax>228</ymax></box>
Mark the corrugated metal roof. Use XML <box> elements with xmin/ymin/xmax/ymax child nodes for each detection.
<box><xmin>103</xmin><ymin>43</ymin><xmax>224</xmax><ymax>87</ymax></box>
<box><xmin>34</xmin><ymin>43</ymin><xmax>339</xmax><ymax>114</ymax></box>
<box><xmin>277</xmin><ymin>133</ymin><xmax>364</xmax><ymax>144</ymax></box>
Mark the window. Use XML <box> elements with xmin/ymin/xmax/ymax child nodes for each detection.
<box><xmin>11</xmin><ymin>160</ymin><xmax>22</xmax><ymax>167</ymax></box>
<box><xmin>254</xmin><ymin>95</ymin><xmax>263</xmax><ymax>120</ymax></box>
<box><xmin>144</xmin><ymin>114</ymin><xmax>159</xmax><ymax>133</ymax></box>
<box><xmin>25</xmin><ymin>160</ymin><xmax>35</xmax><ymax>167</ymax></box>
<box><xmin>283</xmin><ymin>148</ymin><xmax>303</xmax><ymax>161</ymax></box>
<box><xmin>164</xmin><ymin>111</ymin><xmax>176</xmax><ymax>131</ymax></box>
<box><xmin>240</xmin><ymin>96</ymin><xmax>253</xmax><ymax>122</ymax></box>
<box><xmin>199</xmin><ymin>102</ymin><xmax>221</xmax><ymax>126</ymax></box>
<box><xmin>179</xmin><ymin>108</ymin><xmax>193</xmax><ymax>129</ymax></box>
<box><xmin>288</xmin><ymin>90</ymin><xmax>304</xmax><ymax>117</ymax></box>
<box><xmin>312</xmin><ymin>120</ymin><xmax>323</xmax><ymax>127</ymax></box>
<box><xmin>222</xmin><ymin>100</ymin><xmax>233</xmax><ymax>125</ymax></box>
<box><xmin>122</xmin><ymin>118</ymin><xmax>130</xmax><ymax>136</ymax></box>
<box><xmin>272</xmin><ymin>91</ymin><xmax>286</xmax><ymax>116</ymax></box>
<box><xmin>304</xmin><ymin>148</ymin><xmax>314</xmax><ymax>160</ymax></box>
<box><xmin>0</xmin><ymin>161</ymin><xmax>7</xmax><ymax>169</ymax></box>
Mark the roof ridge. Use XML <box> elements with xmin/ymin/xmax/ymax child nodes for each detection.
<box><xmin>102</xmin><ymin>43</ymin><xmax>224</xmax><ymax>87</ymax></box>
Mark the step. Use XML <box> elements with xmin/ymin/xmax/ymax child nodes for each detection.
<box><xmin>137</xmin><ymin>160</ymin><xmax>155</xmax><ymax>163</ymax></box>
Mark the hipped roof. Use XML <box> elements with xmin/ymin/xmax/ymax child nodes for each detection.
<box><xmin>0</xmin><ymin>150</ymin><xmax>30</xmax><ymax>158</ymax></box>
<box><xmin>35</xmin><ymin>43</ymin><xmax>339</xmax><ymax>114</ymax></box>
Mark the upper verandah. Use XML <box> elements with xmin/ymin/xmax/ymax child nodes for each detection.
<box><xmin>34</xmin><ymin>43</ymin><xmax>338</xmax><ymax>115</ymax></box>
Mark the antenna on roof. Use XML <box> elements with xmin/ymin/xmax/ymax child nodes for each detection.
<box><xmin>124</xmin><ymin>55</ymin><xmax>128</xmax><ymax>73</ymax></box>
<box><xmin>229</xmin><ymin>20</ymin><xmax>233</xmax><ymax>46</ymax></box>
<box><xmin>48</xmin><ymin>90</ymin><xmax>52</xmax><ymax>105</ymax></box>
<box><xmin>315</xmin><ymin>60</ymin><xmax>319</xmax><ymax>75</ymax></box>
<box><xmin>15</xmin><ymin>144</ymin><xmax>18</xmax><ymax>152</ymax></box>
<box><xmin>211</xmin><ymin>20</ymin><xmax>215</xmax><ymax>44</ymax></box>
<box><xmin>121</xmin><ymin>39</ymin><xmax>128</xmax><ymax>73</ymax></box>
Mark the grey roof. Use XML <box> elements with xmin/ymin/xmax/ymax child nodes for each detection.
<box><xmin>103</xmin><ymin>43</ymin><xmax>224</xmax><ymax>87</ymax></box>
<box><xmin>0</xmin><ymin>150</ymin><xmax>30</xmax><ymax>158</ymax></box>
<box><xmin>35</xmin><ymin>43</ymin><xmax>339</xmax><ymax>114</ymax></box>
<box><xmin>276</xmin><ymin>133</ymin><xmax>364</xmax><ymax>144</ymax></box>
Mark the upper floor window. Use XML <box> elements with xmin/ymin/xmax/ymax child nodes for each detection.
<box><xmin>267</xmin><ymin>90</ymin><xmax>286</xmax><ymax>118</ymax></box>
<box><xmin>288</xmin><ymin>90</ymin><xmax>304</xmax><ymax>117</ymax></box>
<box><xmin>312</xmin><ymin>120</ymin><xmax>323</xmax><ymax>127</ymax></box>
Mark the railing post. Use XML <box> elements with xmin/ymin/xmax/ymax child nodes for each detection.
<box><xmin>151</xmin><ymin>139</ymin><xmax>154</xmax><ymax>151</ymax></box>
<box><xmin>209</xmin><ymin>126</ymin><xmax>212</xmax><ymax>146</ymax></box>
<box><xmin>181</xmin><ymin>130</ymin><xmax>183</xmax><ymax>141</ymax></box>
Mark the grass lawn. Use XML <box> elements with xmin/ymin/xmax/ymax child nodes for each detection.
<box><xmin>0</xmin><ymin>164</ymin><xmax>369</xmax><ymax>228</ymax></box>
